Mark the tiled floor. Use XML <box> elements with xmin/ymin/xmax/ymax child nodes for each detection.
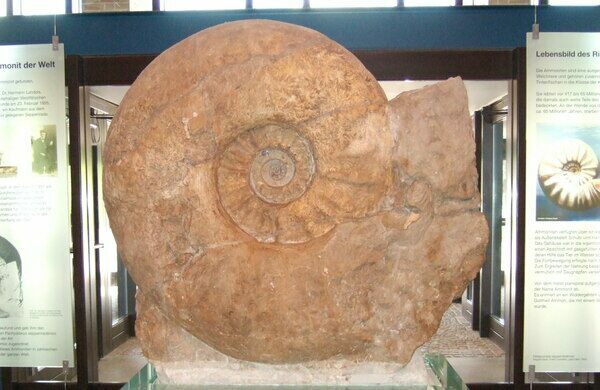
<box><xmin>421</xmin><ymin>303</ymin><xmax>506</xmax><ymax>383</ymax></box>
<box><xmin>422</xmin><ymin>304</ymin><xmax>504</xmax><ymax>358</ymax></box>
<box><xmin>98</xmin><ymin>304</ymin><xmax>506</xmax><ymax>384</ymax></box>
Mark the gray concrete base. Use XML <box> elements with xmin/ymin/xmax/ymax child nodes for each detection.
<box><xmin>153</xmin><ymin>351</ymin><xmax>431</xmax><ymax>386</ymax></box>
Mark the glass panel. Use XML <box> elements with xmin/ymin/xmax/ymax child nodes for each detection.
<box><xmin>123</xmin><ymin>356</ymin><xmax>469</xmax><ymax>389</ymax></box>
<box><xmin>463</xmin><ymin>0</ymin><xmax>537</xmax><ymax>4</ymax></box>
<box><xmin>106</xmin><ymin>234</ymin><xmax>122</xmax><ymax>325</ymax></box>
<box><xmin>425</xmin><ymin>355</ymin><xmax>469</xmax><ymax>390</ymax></box>
<box><xmin>114</xmin><ymin>256</ymin><xmax>129</xmax><ymax>322</ymax></box>
<box><xmin>0</xmin><ymin>0</ymin><xmax>6</xmax><ymax>16</ymax></box>
<box><xmin>3</xmin><ymin>54</ymin><xmax>76</xmax><ymax>386</ymax></box>
<box><xmin>93</xmin><ymin>115</ymin><xmax>127</xmax><ymax>325</ymax></box>
<box><xmin>498</xmin><ymin>120</ymin><xmax>510</xmax><ymax>321</ymax></box>
<box><xmin>254</xmin><ymin>0</ymin><xmax>303</xmax><ymax>8</ymax></box>
<box><xmin>162</xmin><ymin>0</ymin><xmax>246</xmax><ymax>10</ymax></box>
<box><xmin>404</xmin><ymin>0</ymin><xmax>455</xmax><ymax>5</ymax></box>
<box><xmin>464</xmin><ymin>0</ymin><xmax>533</xmax><ymax>4</ymax></box>
<box><xmin>15</xmin><ymin>0</ymin><xmax>65</xmax><ymax>15</ymax></box>
<box><xmin>549</xmin><ymin>0</ymin><xmax>600</xmax><ymax>4</ymax></box>
<box><xmin>310</xmin><ymin>0</ymin><xmax>396</xmax><ymax>8</ymax></box>
<box><xmin>491</xmin><ymin>119</ymin><xmax>506</xmax><ymax>320</ymax></box>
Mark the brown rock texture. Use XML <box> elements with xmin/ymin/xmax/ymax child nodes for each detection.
<box><xmin>103</xmin><ymin>20</ymin><xmax>488</xmax><ymax>366</ymax></box>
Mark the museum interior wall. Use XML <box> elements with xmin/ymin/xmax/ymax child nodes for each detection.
<box><xmin>1</xmin><ymin>7</ymin><xmax>600</xmax><ymax>55</ymax></box>
<box><xmin>78</xmin><ymin>0</ymin><xmax>534</xmax><ymax>14</ymax></box>
<box><xmin>0</xmin><ymin>3</ymin><xmax>599</xmax><ymax>389</ymax></box>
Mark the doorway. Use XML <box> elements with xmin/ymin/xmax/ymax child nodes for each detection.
<box><xmin>463</xmin><ymin>96</ymin><xmax>512</xmax><ymax>352</ymax></box>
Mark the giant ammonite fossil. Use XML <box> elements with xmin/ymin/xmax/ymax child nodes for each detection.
<box><xmin>103</xmin><ymin>20</ymin><xmax>488</xmax><ymax>365</ymax></box>
<box><xmin>538</xmin><ymin>138</ymin><xmax>600</xmax><ymax>210</ymax></box>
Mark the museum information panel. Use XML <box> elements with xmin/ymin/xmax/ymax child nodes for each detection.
<box><xmin>524</xmin><ymin>33</ymin><xmax>600</xmax><ymax>373</ymax></box>
<box><xmin>0</xmin><ymin>44</ymin><xmax>74</xmax><ymax>367</ymax></box>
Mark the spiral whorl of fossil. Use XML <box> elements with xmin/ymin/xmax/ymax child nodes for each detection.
<box><xmin>218</xmin><ymin>125</ymin><xmax>323</xmax><ymax>243</ymax></box>
<box><xmin>538</xmin><ymin>139</ymin><xmax>600</xmax><ymax>210</ymax></box>
<box><xmin>103</xmin><ymin>20</ymin><xmax>488</xmax><ymax>369</ymax></box>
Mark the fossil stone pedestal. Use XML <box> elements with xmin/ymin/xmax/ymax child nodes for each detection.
<box><xmin>152</xmin><ymin>353</ymin><xmax>431</xmax><ymax>386</ymax></box>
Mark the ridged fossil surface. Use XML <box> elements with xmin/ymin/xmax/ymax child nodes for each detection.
<box><xmin>103</xmin><ymin>20</ymin><xmax>488</xmax><ymax>366</ymax></box>
<box><xmin>538</xmin><ymin>138</ymin><xmax>600</xmax><ymax>210</ymax></box>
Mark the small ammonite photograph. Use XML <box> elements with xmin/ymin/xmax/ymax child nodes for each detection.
<box><xmin>536</xmin><ymin>123</ymin><xmax>600</xmax><ymax>221</ymax></box>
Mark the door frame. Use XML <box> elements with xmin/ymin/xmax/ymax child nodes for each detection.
<box><xmin>477</xmin><ymin>96</ymin><xmax>510</xmax><ymax>346</ymax></box>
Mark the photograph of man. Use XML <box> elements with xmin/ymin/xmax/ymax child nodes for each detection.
<box><xmin>31</xmin><ymin>126</ymin><xmax>57</xmax><ymax>175</ymax></box>
<box><xmin>0</xmin><ymin>236</ymin><xmax>23</xmax><ymax>318</ymax></box>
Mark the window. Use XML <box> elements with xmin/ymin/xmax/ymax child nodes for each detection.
<box><xmin>13</xmin><ymin>0</ymin><xmax>65</xmax><ymax>15</ymax></box>
<box><xmin>162</xmin><ymin>0</ymin><xmax>246</xmax><ymax>10</ymax></box>
<box><xmin>0</xmin><ymin>0</ymin><xmax>6</xmax><ymax>16</ymax></box>
<box><xmin>310</xmin><ymin>0</ymin><xmax>396</xmax><ymax>8</ymax></box>
<box><xmin>404</xmin><ymin>0</ymin><xmax>456</xmax><ymax>6</ymax></box>
<box><xmin>254</xmin><ymin>0</ymin><xmax>303</xmax><ymax>8</ymax></box>
<box><xmin>130</xmin><ymin>0</ymin><xmax>153</xmax><ymax>11</ymax></box>
<box><xmin>462</xmin><ymin>0</ymin><xmax>490</xmax><ymax>4</ymax></box>
<box><xmin>549</xmin><ymin>0</ymin><xmax>600</xmax><ymax>4</ymax></box>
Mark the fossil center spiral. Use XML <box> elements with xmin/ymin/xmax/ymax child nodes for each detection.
<box><xmin>564</xmin><ymin>161</ymin><xmax>582</xmax><ymax>174</ymax></box>
<box><xmin>251</xmin><ymin>148</ymin><xmax>296</xmax><ymax>199</ymax></box>
<box><xmin>216</xmin><ymin>125</ymin><xmax>320</xmax><ymax>243</ymax></box>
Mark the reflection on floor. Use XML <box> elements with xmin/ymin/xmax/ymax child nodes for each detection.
<box><xmin>447</xmin><ymin>356</ymin><xmax>505</xmax><ymax>383</ymax></box>
<box><xmin>98</xmin><ymin>304</ymin><xmax>505</xmax><ymax>384</ymax></box>
<box><xmin>98</xmin><ymin>337</ymin><xmax>147</xmax><ymax>383</ymax></box>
